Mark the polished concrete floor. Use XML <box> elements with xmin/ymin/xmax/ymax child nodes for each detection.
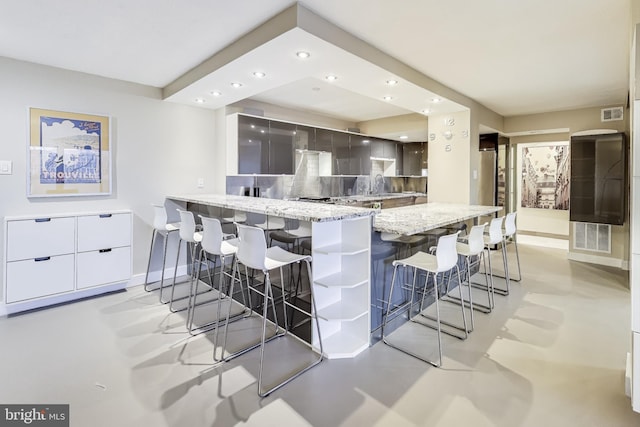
<box><xmin>1</xmin><ymin>242</ymin><xmax>639</xmax><ymax>427</ymax></box>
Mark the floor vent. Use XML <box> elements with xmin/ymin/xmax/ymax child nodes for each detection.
<box><xmin>601</xmin><ymin>106</ymin><xmax>623</xmax><ymax>122</ymax></box>
<box><xmin>573</xmin><ymin>222</ymin><xmax>611</xmax><ymax>253</ymax></box>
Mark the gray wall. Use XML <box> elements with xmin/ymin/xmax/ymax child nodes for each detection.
<box><xmin>0</xmin><ymin>57</ymin><xmax>221</xmax><ymax>303</ymax></box>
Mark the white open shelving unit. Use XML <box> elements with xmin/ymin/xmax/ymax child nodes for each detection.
<box><xmin>311</xmin><ymin>216</ymin><xmax>371</xmax><ymax>359</ymax></box>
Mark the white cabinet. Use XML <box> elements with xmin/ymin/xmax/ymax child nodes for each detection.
<box><xmin>312</xmin><ymin>216</ymin><xmax>371</xmax><ymax>359</ymax></box>
<box><xmin>77</xmin><ymin>213</ymin><xmax>131</xmax><ymax>252</ymax></box>
<box><xmin>3</xmin><ymin>211</ymin><xmax>132</xmax><ymax>312</ymax></box>
<box><xmin>6</xmin><ymin>217</ymin><xmax>75</xmax><ymax>261</ymax></box>
<box><xmin>6</xmin><ymin>254</ymin><xmax>75</xmax><ymax>303</ymax></box>
<box><xmin>77</xmin><ymin>247</ymin><xmax>131</xmax><ymax>289</ymax></box>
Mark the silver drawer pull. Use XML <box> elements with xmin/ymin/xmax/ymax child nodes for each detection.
<box><xmin>99</xmin><ymin>214</ymin><xmax>112</xmax><ymax>218</ymax></box>
<box><xmin>34</xmin><ymin>257</ymin><xmax>51</xmax><ymax>262</ymax></box>
<box><xmin>99</xmin><ymin>248</ymin><xmax>112</xmax><ymax>253</ymax></box>
<box><xmin>35</xmin><ymin>218</ymin><xmax>51</xmax><ymax>223</ymax></box>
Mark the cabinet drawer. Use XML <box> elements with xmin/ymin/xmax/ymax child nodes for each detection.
<box><xmin>76</xmin><ymin>246</ymin><xmax>131</xmax><ymax>289</ymax></box>
<box><xmin>6</xmin><ymin>217</ymin><xmax>75</xmax><ymax>261</ymax></box>
<box><xmin>77</xmin><ymin>213</ymin><xmax>131</xmax><ymax>252</ymax></box>
<box><xmin>6</xmin><ymin>254</ymin><xmax>75</xmax><ymax>303</ymax></box>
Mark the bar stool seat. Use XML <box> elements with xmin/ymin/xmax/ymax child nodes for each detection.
<box><xmin>382</xmin><ymin>231</ymin><xmax>464</xmax><ymax>367</ymax></box>
<box><xmin>217</xmin><ymin>223</ymin><xmax>323</xmax><ymax>397</ymax></box>
<box><xmin>144</xmin><ymin>204</ymin><xmax>181</xmax><ymax>294</ymax></box>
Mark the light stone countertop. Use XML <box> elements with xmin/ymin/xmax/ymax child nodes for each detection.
<box><xmin>374</xmin><ymin>202</ymin><xmax>503</xmax><ymax>235</ymax></box>
<box><xmin>167</xmin><ymin>194</ymin><xmax>378</xmax><ymax>223</ymax></box>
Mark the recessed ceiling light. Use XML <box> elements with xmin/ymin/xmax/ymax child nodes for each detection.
<box><xmin>260</xmin><ymin>130</ymin><xmax>265</xmax><ymax>133</ymax></box>
<box><xmin>250</xmin><ymin>124</ymin><xmax>255</xmax><ymax>129</ymax></box>
<box><xmin>399</xmin><ymin>135</ymin><xmax>408</xmax><ymax>140</ymax></box>
<box><xmin>253</xmin><ymin>71</ymin><xmax>266</xmax><ymax>78</ymax></box>
<box><xmin>386</xmin><ymin>79</ymin><xmax>398</xmax><ymax>85</ymax></box>
<box><xmin>383</xmin><ymin>96</ymin><xmax>393</xmax><ymax>101</ymax></box>
<box><xmin>211</xmin><ymin>90</ymin><xmax>222</xmax><ymax>97</ymax></box>
<box><xmin>194</xmin><ymin>98</ymin><xmax>205</xmax><ymax>104</ymax></box>
<box><xmin>421</xmin><ymin>109</ymin><xmax>430</xmax><ymax>115</ymax></box>
<box><xmin>431</xmin><ymin>97</ymin><xmax>442</xmax><ymax>103</ymax></box>
<box><xmin>362</xmin><ymin>139</ymin><xmax>370</xmax><ymax>144</ymax></box>
<box><xmin>325</xmin><ymin>75</ymin><xmax>338</xmax><ymax>82</ymax></box>
<box><xmin>296</xmin><ymin>51</ymin><xmax>310</xmax><ymax>59</ymax></box>
<box><xmin>231</xmin><ymin>82</ymin><xmax>243</xmax><ymax>88</ymax></box>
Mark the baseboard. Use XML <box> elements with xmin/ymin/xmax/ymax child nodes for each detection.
<box><xmin>128</xmin><ymin>265</ymin><xmax>188</xmax><ymax>288</ymax></box>
<box><xmin>567</xmin><ymin>251</ymin><xmax>626</xmax><ymax>269</ymax></box>
<box><xmin>626</xmin><ymin>352</ymin><xmax>632</xmax><ymax>398</ymax></box>
<box><xmin>2</xmin><ymin>282</ymin><xmax>127</xmax><ymax>316</ymax></box>
<box><xmin>0</xmin><ymin>264</ymin><xmax>189</xmax><ymax>317</ymax></box>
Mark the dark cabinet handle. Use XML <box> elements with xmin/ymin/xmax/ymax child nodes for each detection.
<box><xmin>99</xmin><ymin>214</ymin><xmax>112</xmax><ymax>218</ymax></box>
<box><xmin>35</xmin><ymin>218</ymin><xmax>51</xmax><ymax>223</ymax></box>
<box><xmin>34</xmin><ymin>257</ymin><xmax>51</xmax><ymax>262</ymax></box>
<box><xmin>99</xmin><ymin>249</ymin><xmax>112</xmax><ymax>253</ymax></box>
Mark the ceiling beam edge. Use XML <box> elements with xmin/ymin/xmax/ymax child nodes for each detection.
<box><xmin>162</xmin><ymin>4</ymin><xmax>298</xmax><ymax>99</ymax></box>
<box><xmin>296</xmin><ymin>4</ymin><xmax>503</xmax><ymax>130</ymax></box>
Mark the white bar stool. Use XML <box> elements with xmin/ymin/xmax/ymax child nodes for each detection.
<box><xmin>144</xmin><ymin>204</ymin><xmax>180</xmax><ymax>298</ymax></box>
<box><xmin>186</xmin><ymin>216</ymin><xmax>241</xmax><ymax>335</ymax></box>
<box><xmin>269</xmin><ymin>220</ymin><xmax>312</xmax><ymax>253</ymax></box>
<box><xmin>254</xmin><ymin>215</ymin><xmax>285</xmax><ymax>233</ymax></box>
<box><xmin>449</xmin><ymin>223</ymin><xmax>492</xmax><ymax>330</ymax></box>
<box><xmin>167</xmin><ymin>209</ymin><xmax>203</xmax><ymax>311</ymax></box>
<box><xmin>500</xmin><ymin>212</ymin><xmax>522</xmax><ymax>282</ymax></box>
<box><xmin>481</xmin><ymin>216</ymin><xmax>510</xmax><ymax>296</ymax></box>
<box><xmin>218</xmin><ymin>223</ymin><xmax>324</xmax><ymax>397</ymax></box>
<box><xmin>382</xmin><ymin>231</ymin><xmax>463</xmax><ymax>367</ymax></box>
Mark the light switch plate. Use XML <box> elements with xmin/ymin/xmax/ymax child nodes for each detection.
<box><xmin>0</xmin><ymin>160</ymin><xmax>12</xmax><ymax>175</ymax></box>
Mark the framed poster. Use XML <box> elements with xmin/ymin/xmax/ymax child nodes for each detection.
<box><xmin>28</xmin><ymin>108</ymin><xmax>111</xmax><ymax>197</ymax></box>
<box><xmin>520</xmin><ymin>142</ymin><xmax>570</xmax><ymax>210</ymax></box>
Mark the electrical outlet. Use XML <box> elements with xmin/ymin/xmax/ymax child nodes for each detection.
<box><xmin>197</xmin><ymin>178</ymin><xmax>204</xmax><ymax>188</ymax></box>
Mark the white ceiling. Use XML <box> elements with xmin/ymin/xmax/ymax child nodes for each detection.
<box><xmin>0</xmin><ymin>0</ymin><xmax>632</xmax><ymax>132</ymax></box>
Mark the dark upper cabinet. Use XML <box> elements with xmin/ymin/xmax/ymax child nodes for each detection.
<box><xmin>294</xmin><ymin>124</ymin><xmax>315</xmax><ymax>152</ymax></box>
<box><xmin>269</xmin><ymin>121</ymin><xmax>295</xmax><ymax>174</ymax></box>
<box><xmin>332</xmin><ymin>130</ymin><xmax>350</xmax><ymax>175</ymax></box>
<box><xmin>570</xmin><ymin>132</ymin><xmax>627</xmax><ymax>225</ymax></box>
<box><xmin>236</xmin><ymin>113</ymin><xmax>401</xmax><ymax>176</ymax></box>
<box><xmin>315</xmin><ymin>128</ymin><xmax>333</xmax><ymax>154</ymax></box>
<box><xmin>350</xmin><ymin>136</ymin><xmax>371</xmax><ymax>175</ymax></box>
<box><xmin>370</xmin><ymin>138</ymin><xmax>384</xmax><ymax>158</ymax></box>
<box><xmin>238</xmin><ymin>115</ymin><xmax>269</xmax><ymax>174</ymax></box>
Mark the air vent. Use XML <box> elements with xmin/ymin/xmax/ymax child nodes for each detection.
<box><xmin>601</xmin><ymin>107</ymin><xmax>623</xmax><ymax>122</ymax></box>
<box><xmin>573</xmin><ymin>222</ymin><xmax>611</xmax><ymax>253</ymax></box>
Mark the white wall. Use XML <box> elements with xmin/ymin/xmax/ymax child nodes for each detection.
<box><xmin>0</xmin><ymin>57</ymin><xmax>222</xmax><ymax>302</ymax></box>
<box><xmin>427</xmin><ymin>110</ymin><xmax>471</xmax><ymax>203</ymax></box>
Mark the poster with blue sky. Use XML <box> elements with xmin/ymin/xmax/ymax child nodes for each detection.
<box><xmin>39</xmin><ymin>117</ymin><xmax>101</xmax><ymax>184</ymax></box>
<box><xmin>28</xmin><ymin>108</ymin><xmax>111</xmax><ymax>197</ymax></box>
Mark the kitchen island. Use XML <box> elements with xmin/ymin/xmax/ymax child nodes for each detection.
<box><xmin>167</xmin><ymin>194</ymin><xmax>377</xmax><ymax>359</ymax></box>
<box><xmin>165</xmin><ymin>194</ymin><xmax>501</xmax><ymax>357</ymax></box>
